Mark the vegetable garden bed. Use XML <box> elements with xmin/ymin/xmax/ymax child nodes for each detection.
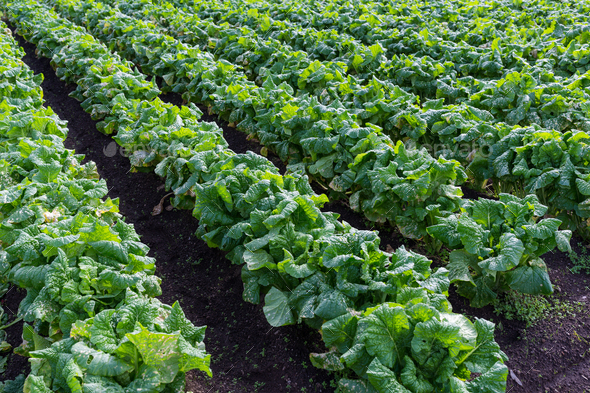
<box><xmin>2</xmin><ymin>21</ymin><xmax>588</xmax><ymax>393</ymax></box>
<box><xmin>1</xmin><ymin>30</ymin><xmax>335</xmax><ymax>393</ymax></box>
<box><xmin>1</xmin><ymin>0</ymin><xmax>590</xmax><ymax>392</ymax></box>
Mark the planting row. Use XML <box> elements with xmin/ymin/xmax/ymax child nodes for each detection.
<box><xmin>121</xmin><ymin>0</ymin><xmax>590</xmax><ymax>237</ymax></box>
<box><xmin>0</xmin><ymin>21</ymin><xmax>30</xmax><ymax>376</ymax></box>
<box><xmin>174</xmin><ymin>0</ymin><xmax>590</xmax><ymax>79</ymax></box>
<box><xmin>44</xmin><ymin>0</ymin><xmax>579</xmax><ymax>308</ymax></box>
<box><xmin>0</xmin><ymin>21</ymin><xmax>211</xmax><ymax>391</ymax></box>
<box><xmin>51</xmin><ymin>0</ymin><xmax>590</xmax><ymax>242</ymax></box>
<box><xmin>4</xmin><ymin>1</ymin><xmax>510</xmax><ymax>391</ymax></box>
<box><xmin>112</xmin><ymin>0</ymin><xmax>590</xmax><ymax>139</ymax></box>
<box><xmin>158</xmin><ymin>0</ymin><xmax>590</xmax><ymax>114</ymax></box>
<box><xmin>174</xmin><ymin>0</ymin><xmax>590</xmax><ymax>36</ymax></box>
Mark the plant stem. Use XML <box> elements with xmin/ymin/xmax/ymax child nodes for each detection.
<box><xmin>0</xmin><ymin>316</ymin><xmax>23</xmax><ymax>330</ymax></box>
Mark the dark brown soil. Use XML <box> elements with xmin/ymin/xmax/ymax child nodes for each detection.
<box><xmin>1</xmin><ymin>285</ymin><xmax>28</xmax><ymax>381</ymax></box>
<box><xmin>3</xmin><ymin>23</ymin><xmax>590</xmax><ymax>393</ymax></box>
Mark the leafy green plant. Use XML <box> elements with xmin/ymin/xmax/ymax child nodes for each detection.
<box><xmin>428</xmin><ymin>194</ymin><xmax>572</xmax><ymax>307</ymax></box>
<box><xmin>3</xmin><ymin>2</ymin><xmax>510</xmax><ymax>391</ymax></box>
<box><xmin>312</xmin><ymin>303</ymin><xmax>508</xmax><ymax>392</ymax></box>
<box><xmin>470</xmin><ymin>126</ymin><xmax>590</xmax><ymax>237</ymax></box>
<box><xmin>0</xmin><ymin>20</ymin><xmax>211</xmax><ymax>391</ymax></box>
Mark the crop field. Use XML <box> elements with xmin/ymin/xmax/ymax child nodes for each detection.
<box><xmin>0</xmin><ymin>0</ymin><xmax>589</xmax><ymax>392</ymax></box>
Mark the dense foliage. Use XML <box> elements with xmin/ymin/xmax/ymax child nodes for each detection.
<box><xmin>0</xmin><ymin>20</ymin><xmax>211</xmax><ymax>392</ymax></box>
<box><xmin>43</xmin><ymin>0</ymin><xmax>580</xmax><ymax>306</ymax></box>
<box><xmin>428</xmin><ymin>194</ymin><xmax>571</xmax><ymax>307</ymax></box>
<box><xmin>4</xmin><ymin>0</ymin><xmax>587</xmax><ymax>390</ymax></box>
<box><xmin>95</xmin><ymin>0</ymin><xmax>590</xmax><ymax>237</ymax></box>
<box><xmin>2</xmin><ymin>1</ymin><xmax>511</xmax><ymax>391</ymax></box>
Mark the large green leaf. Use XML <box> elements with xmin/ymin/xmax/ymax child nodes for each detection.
<box><xmin>478</xmin><ymin>233</ymin><xmax>524</xmax><ymax>272</ymax></box>
<box><xmin>361</xmin><ymin>304</ymin><xmax>410</xmax><ymax>368</ymax></box>
<box><xmin>177</xmin><ymin>337</ymin><xmax>212</xmax><ymax>377</ymax></box>
<box><xmin>341</xmin><ymin>343</ymin><xmax>374</xmax><ymax>377</ymax></box>
<box><xmin>126</xmin><ymin>324</ymin><xmax>181</xmax><ymax>384</ymax></box>
<box><xmin>90</xmin><ymin>310</ymin><xmax>119</xmax><ymax>354</ymax></box>
<box><xmin>71</xmin><ymin>342</ymin><xmax>133</xmax><ymax>377</ymax></box>
<box><xmin>456</xmin><ymin>318</ymin><xmax>507</xmax><ymax>374</ymax></box>
<box><xmin>366</xmin><ymin>358</ymin><xmax>411</xmax><ymax>393</ymax></box>
<box><xmin>426</xmin><ymin>216</ymin><xmax>461</xmax><ymax>247</ymax></box>
<box><xmin>400</xmin><ymin>356</ymin><xmax>434</xmax><ymax>393</ymax></box>
<box><xmin>555</xmin><ymin>230</ymin><xmax>572</xmax><ymax>252</ymax></box>
<box><xmin>262</xmin><ymin>287</ymin><xmax>295</xmax><ymax>327</ymax></box>
<box><xmin>322</xmin><ymin>312</ymin><xmax>359</xmax><ymax>354</ymax></box>
<box><xmin>523</xmin><ymin>218</ymin><xmax>561</xmax><ymax>240</ymax></box>
<box><xmin>411</xmin><ymin>318</ymin><xmax>461</xmax><ymax>363</ymax></box>
<box><xmin>506</xmin><ymin>258</ymin><xmax>553</xmax><ymax>295</ymax></box>
<box><xmin>24</xmin><ymin>375</ymin><xmax>52</xmax><ymax>393</ymax></box>
<box><xmin>164</xmin><ymin>302</ymin><xmax>206</xmax><ymax>345</ymax></box>
<box><xmin>76</xmin><ymin>375</ymin><xmax>125</xmax><ymax>393</ymax></box>
<box><xmin>89</xmin><ymin>241</ymin><xmax>129</xmax><ymax>264</ymax></box>
<box><xmin>123</xmin><ymin>365</ymin><xmax>162</xmax><ymax>393</ymax></box>
<box><xmin>456</xmin><ymin>215</ymin><xmax>485</xmax><ymax>255</ymax></box>
<box><xmin>447</xmin><ymin>250</ymin><xmax>477</xmax><ymax>285</ymax></box>
<box><xmin>0</xmin><ymin>375</ymin><xmax>25</xmax><ymax>393</ymax></box>
<box><xmin>451</xmin><ymin>361</ymin><xmax>508</xmax><ymax>393</ymax></box>
<box><xmin>417</xmin><ymin>268</ymin><xmax>449</xmax><ymax>294</ymax></box>
<box><xmin>468</xmin><ymin>199</ymin><xmax>505</xmax><ymax>229</ymax></box>
<box><xmin>314</xmin><ymin>290</ymin><xmax>349</xmax><ymax>320</ymax></box>
<box><xmin>243</xmin><ymin>249</ymin><xmax>277</xmax><ymax>271</ymax></box>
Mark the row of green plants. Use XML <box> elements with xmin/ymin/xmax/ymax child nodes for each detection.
<box><xmin>108</xmin><ymin>0</ymin><xmax>505</xmax><ymax>138</ymax></box>
<box><xmin>111</xmin><ymin>0</ymin><xmax>590</xmax><ymax>140</ymax></box>
<box><xmin>4</xmin><ymin>1</ymin><xmax>511</xmax><ymax>391</ymax></box>
<box><xmin>115</xmin><ymin>0</ymin><xmax>456</xmax><ymax>96</ymax></box>
<box><xmin>50</xmin><ymin>0</ymin><xmax>470</xmax><ymax>242</ymax></box>
<box><xmin>172</xmin><ymin>0</ymin><xmax>590</xmax><ymax>79</ymax></box>
<box><xmin>46</xmin><ymin>0</ymin><xmax>580</xmax><ymax>307</ymax></box>
<box><xmin>180</xmin><ymin>0</ymin><xmax>590</xmax><ymax>135</ymax></box>
<box><xmin>164</xmin><ymin>0</ymin><xmax>590</xmax><ymax>116</ymax></box>
<box><xmin>0</xmin><ymin>20</ymin><xmax>212</xmax><ymax>392</ymax></box>
<box><xmin>172</xmin><ymin>0</ymin><xmax>590</xmax><ymax>37</ymax></box>
<box><xmin>0</xmin><ymin>22</ymin><xmax>29</xmax><ymax>375</ymax></box>
<box><xmin>114</xmin><ymin>0</ymin><xmax>590</xmax><ymax>237</ymax></box>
